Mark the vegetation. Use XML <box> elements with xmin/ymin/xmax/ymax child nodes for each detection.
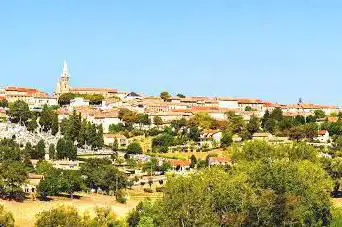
<box><xmin>127</xmin><ymin>140</ymin><xmax>336</xmax><ymax>226</ymax></box>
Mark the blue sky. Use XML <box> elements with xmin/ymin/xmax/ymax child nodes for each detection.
<box><xmin>0</xmin><ymin>1</ymin><xmax>341</xmax><ymax>104</ymax></box>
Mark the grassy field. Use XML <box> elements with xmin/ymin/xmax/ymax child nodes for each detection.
<box><xmin>0</xmin><ymin>189</ymin><xmax>160</xmax><ymax>227</ymax></box>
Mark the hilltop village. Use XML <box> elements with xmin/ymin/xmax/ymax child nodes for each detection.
<box><xmin>0</xmin><ymin>62</ymin><xmax>342</xmax><ymax>226</ymax></box>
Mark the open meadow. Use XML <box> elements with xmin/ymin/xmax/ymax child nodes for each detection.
<box><xmin>0</xmin><ymin>189</ymin><xmax>161</xmax><ymax>227</ymax></box>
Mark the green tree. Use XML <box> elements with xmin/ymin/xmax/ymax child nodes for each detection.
<box><xmin>7</xmin><ymin>100</ymin><xmax>31</xmax><ymax>125</ymax></box>
<box><xmin>176</xmin><ymin>93</ymin><xmax>185</xmax><ymax>98</ymax></box>
<box><xmin>220</xmin><ymin>131</ymin><xmax>233</xmax><ymax>148</ymax></box>
<box><xmin>153</xmin><ymin>116</ymin><xmax>163</xmax><ymax>127</ymax></box>
<box><xmin>27</xmin><ymin>114</ymin><xmax>38</xmax><ymax>132</ymax></box>
<box><xmin>64</xmin><ymin>139</ymin><xmax>77</xmax><ymax>160</ymax></box>
<box><xmin>0</xmin><ymin>160</ymin><xmax>28</xmax><ymax>200</ymax></box>
<box><xmin>56</xmin><ymin>138</ymin><xmax>65</xmax><ymax>160</ymax></box>
<box><xmin>247</xmin><ymin>115</ymin><xmax>260</xmax><ymax>135</ymax></box>
<box><xmin>127</xmin><ymin>142</ymin><xmax>143</xmax><ymax>154</ymax></box>
<box><xmin>160</xmin><ymin>91</ymin><xmax>171</xmax><ymax>101</ymax></box>
<box><xmin>60</xmin><ymin>170</ymin><xmax>84</xmax><ymax>199</ymax></box>
<box><xmin>58</xmin><ymin>93</ymin><xmax>76</xmax><ymax>106</ymax></box>
<box><xmin>0</xmin><ymin>99</ymin><xmax>8</xmax><ymax>108</ymax></box>
<box><xmin>190</xmin><ymin>154</ymin><xmax>197</xmax><ymax>168</ymax></box>
<box><xmin>48</xmin><ymin>143</ymin><xmax>56</xmax><ymax>160</ymax></box>
<box><xmin>314</xmin><ymin>109</ymin><xmax>326</xmax><ymax>119</ymax></box>
<box><xmin>35</xmin><ymin>139</ymin><xmax>46</xmax><ymax>160</ymax></box>
<box><xmin>112</xmin><ymin>138</ymin><xmax>119</xmax><ymax>151</ymax></box>
<box><xmin>36</xmin><ymin>160</ymin><xmax>54</xmax><ymax>175</ymax></box>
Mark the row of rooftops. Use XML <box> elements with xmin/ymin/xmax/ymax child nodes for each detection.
<box><xmin>0</xmin><ymin>86</ymin><xmax>339</xmax><ymax>113</ymax></box>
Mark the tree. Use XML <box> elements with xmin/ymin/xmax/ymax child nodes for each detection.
<box><xmin>176</xmin><ymin>93</ymin><xmax>185</xmax><ymax>98</ymax></box>
<box><xmin>153</xmin><ymin>116</ymin><xmax>163</xmax><ymax>127</ymax></box>
<box><xmin>314</xmin><ymin>109</ymin><xmax>326</xmax><ymax>119</ymax></box>
<box><xmin>64</xmin><ymin>139</ymin><xmax>77</xmax><ymax>160</ymax></box>
<box><xmin>127</xmin><ymin>142</ymin><xmax>143</xmax><ymax>154</ymax></box>
<box><xmin>245</xmin><ymin>106</ymin><xmax>253</xmax><ymax>111</ymax></box>
<box><xmin>220</xmin><ymin>131</ymin><xmax>233</xmax><ymax>148</ymax></box>
<box><xmin>188</xmin><ymin>126</ymin><xmax>201</xmax><ymax>142</ymax></box>
<box><xmin>56</xmin><ymin>138</ymin><xmax>65</xmax><ymax>160</ymax></box>
<box><xmin>7</xmin><ymin>100</ymin><xmax>31</xmax><ymax>125</ymax></box>
<box><xmin>35</xmin><ymin>206</ymin><xmax>82</xmax><ymax>227</ymax></box>
<box><xmin>80</xmin><ymin>158</ymin><xmax>127</xmax><ymax>193</ymax></box>
<box><xmin>36</xmin><ymin>160</ymin><xmax>54</xmax><ymax>175</ymax></box>
<box><xmin>0</xmin><ymin>99</ymin><xmax>8</xmax><ymax>108</ymax></box>
<box><xmin>95</xmin><ymin>125</ymin><xmax>104</xmax><ymax>149</ymax></box>
<box><xmin>48</xmin><ymin>144</ymin><xmax>56</xmax><ymax>160</ymax></box>
<box><xmin>190</xmin><ymin>154</ymin><xmax>197</xmax><ymax>168</ymax></box>
<box><xmin>160</xmin><ymin>91</ymin><xmax>171</xmax><ymax>101</ymax></box>
<box><xmin>0</xmin><ymin>205</ymin><xmax>15</xmax><ymax>227</ymax></box>
<box><xmin>0</xmin><ymin>161</ymin><xmax>28</xmax><ymax>200</ymax></box>
<box><xmin>27</xmin><ymin>114</ymin><xmax>38</xmax><ymax>132</ymax></box>
<box><xmin>270</xmin><ymin>107</ymin><xmax>283</xmax><ymax>121</ymax></box>
<box><xmin>58</xmin><ymin>93</ymin><xmax>76</xmax><ymax>106</ymax></box>
<box><xmin>39</xmin><ymin>105</ymin><xmax>59</xmax><ymax>134</ymax></box>
<box><xmin>60</xmin><ymin>170</ymin><xmax>84</xmax><ymax>199</ymax></box>
<box><xmin>35</xmin><ymin>139</ymin><xmax>46</xmax><ymax>160</ymax></box>
<box><xmin>247</xmin><ymin>115</ymin><xmax>260</xmax><ymax>135</ymax></box>
<box><xmin>112</xmin><ymin>138</ymin><xmax>119</xmax><ymax>151</ymax></box>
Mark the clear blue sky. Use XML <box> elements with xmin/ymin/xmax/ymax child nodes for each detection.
<box><xmin>1</xmin><ymin>1</ymin><xmax>342</xmax><ymax>104</ymax></box>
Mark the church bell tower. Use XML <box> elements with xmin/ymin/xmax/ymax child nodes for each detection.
<box><xmin>55</xmin><ymin>60</ymin><xmax>71</xmax><ymax>97</ymax></box>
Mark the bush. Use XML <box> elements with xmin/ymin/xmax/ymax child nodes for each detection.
<box><xmin>143</xmin><ymin>188</ymin><xmax>153</xmax><ymax>193</ymax></box>
<box><xmin>115</xmin><ymin>190</ymin><xmax>127</xmax><ymax>204</ymax></box>
<box><xmin>126</xmin><ymin>142</ymin><xmax>143</xmax><ymax>154</ymax></box>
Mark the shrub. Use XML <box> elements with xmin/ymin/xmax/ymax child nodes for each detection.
<box><xmin>115</xmin><ymin>190</ymin><xmax>127</xmax><ymax>204</ymax></box>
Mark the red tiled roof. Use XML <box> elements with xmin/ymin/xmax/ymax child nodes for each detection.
<box><xmin>169</xmin><ymin>159</ymin><xmax>191</xmax><ymax>167</ymax></box>
<box><xmin>318</xmin><ymin>130</ymin><xmax>328</xmax><ymax>136</ymax></box>
<box><xmin>71</xmin><ymin>87</ymin><xmax>117</xmax><ymax>93</ymax></box>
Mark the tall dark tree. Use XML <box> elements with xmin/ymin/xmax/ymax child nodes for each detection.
<box><xmin>35</xmin><ymin>139</ymin><xmax>46</xmax><ymax>160</ymax></box>
<box><xmin>56</xmin><ymin>138</ymin><xmax>66</xmax><ymax>160</ymax></box>
<box><xmin>247</xmin><ymin>115</ymin><xmax>260</xmax><ymax>135</ymax></box>
<box><xmin>48</xmin><ymin>144</ymin><xmax>56</xmax><ymax>160</ymax></box>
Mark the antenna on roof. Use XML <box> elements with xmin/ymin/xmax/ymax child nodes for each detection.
<box><xmin>298</xmin><ymin>97</ymin><xmax>303</xmax><ymax>104</ymax></box>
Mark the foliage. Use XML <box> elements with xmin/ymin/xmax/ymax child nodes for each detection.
<box><xmin>7</xmin><ymin>100</ymin><xmax>31</xmax><ymax>125</ymax></box>
<box><xmin>160</xmin><ymin>91</ymin><xmax>171</xmax><ymax>101</ymax></box>
<box><xmin>39</xmin><ymin>105</ymin><xmax>59</xmax><ymax>135</ymax></box>
<box><xmin>0</xmin><ymin>99</ymin><xmax>8</xmax><ymax>108</ymax></box>
<box><xmin>0</xmin><ymin>205</ymin><xmax>15</xmax><ymax>227</ymax></box>
<box><xmin>127</xmin><ymin>142</ymin><xmax>143</xmax><ymax>154</ymax></box>
<box><xmin>80</xmin><ymin>158</ymin><xmax>127</xmax><ymax>193</ymax></box>
<box><xmin>35</xmin><ymin>205</ymin><xmax>82</xmax><ymax>227</ymax></box>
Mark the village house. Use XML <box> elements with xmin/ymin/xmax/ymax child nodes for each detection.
<box><xmin>22</xmin><ymin>173</ymin><xmax>44</xmax><ymax>195</ymax></box>
<box><xmin>237</xmin><ymin>98</ymin><xmax>265</xmax><ymax>112</ymax></box>
<box><xmin>69</xmin><ymin>97</ymin><xmax>90</xmax><ymax>107</ymax></box>
<box><xmin>314</xmin><ymin>130</ymin><xmax>330</xmax><ymax>143</ymax></box>
<box><xmin>92</xmin><ymin>110</ymin><xmax>122</xmax><ymax>133</ymax></box>
<box><xmin>103</xmin><ymin>133</ymin><xmax>129</xmax><ymax>149</ymax></box>
<box><xmin>169</xmin><ymin>159</ymin><xmax>191</xmax><ymax>171</ymax></box>
<box><xmin>4</xmin><ymin>86</ymin><xmax>57</xmax><ymax>109</ymax></box>
<box><xmin>216</xmin><ymin>97</ymin><xmax>239</xmax><ymax>109</ymax></box>
<box><xmin>199</xmin><ymin>130</ymin><xmax>222</xmax><ymax>148</ymax></box>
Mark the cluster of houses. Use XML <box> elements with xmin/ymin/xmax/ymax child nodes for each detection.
<box><xmin>0</xmin><ymin>61</ymin><xmax>340</xmax><ymax>149</ymax></box>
